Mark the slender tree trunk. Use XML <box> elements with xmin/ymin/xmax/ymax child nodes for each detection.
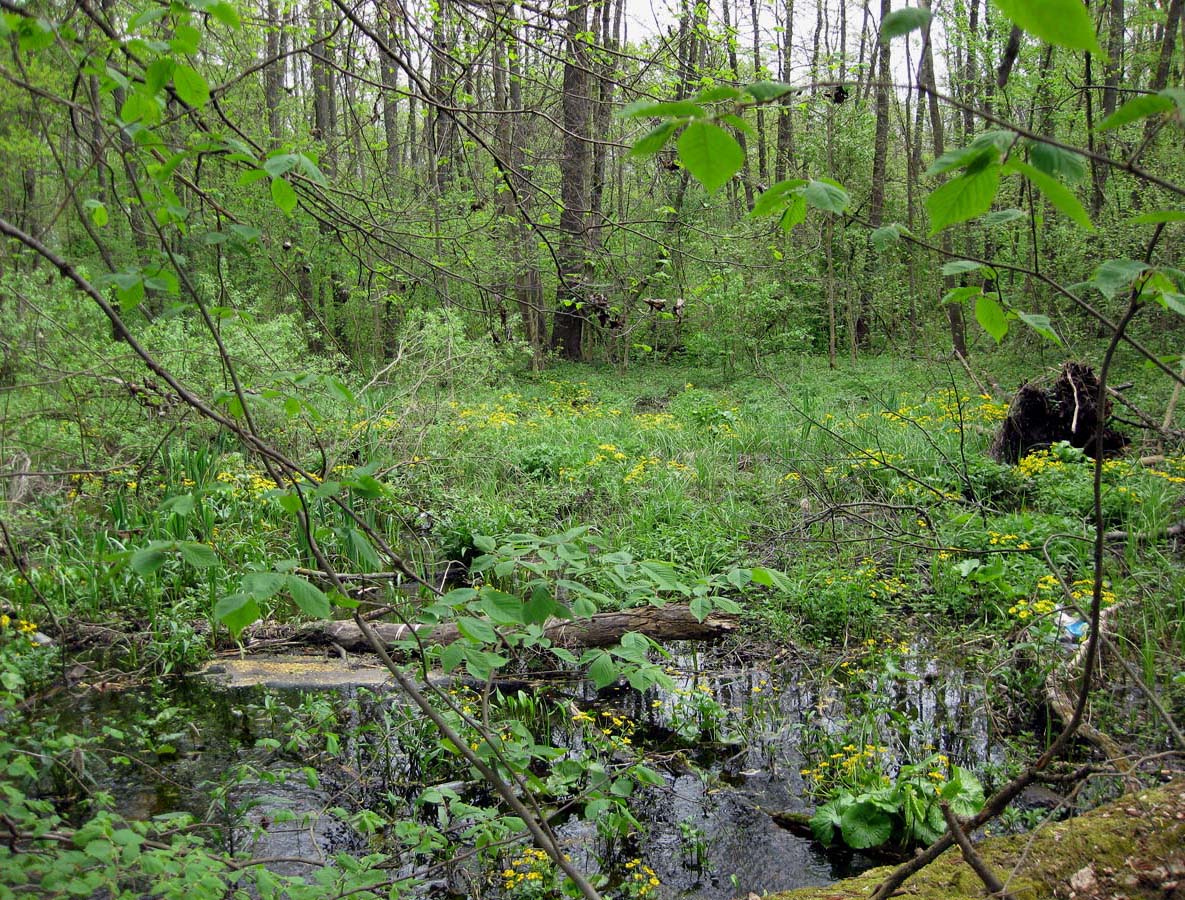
<box><xmin>919</xmin><ymin>0</ymin><xmax>967</xmax><ymax>357</ymax></box>
<box><xmin>1140</xmin><ymin>0</ymin><xmax>1181</xmax><ymax>151</ymax></box>
<box><xmin>722</xmin><ymin>0</ymin><xmax>755</xmax><ymax>206</ymax></box>
<box><xmin>856</xmin><ymin>0</ymin><xmax>892</xmax><ymax>349</ymax></box>
<box><xmin>775</xmin><ymin>0</ymin><xmax>796</xmax><ymax>182</ymax></box>
<box><xmin>265</xmin><ymin>0</ymin><xmax>282</xmax><ymax>145</ymax></box>
<box><xmin>379</xmin><ymin>0</ymin><xmax>400</xmax><ymax>179</ymax></box>
<box><xmin>550</xmin><ymin>0</ymin><xmax>593</xmax><ymax>360</ymax></box>
<box><xmin>750</xmin><ymin>0</ymin><xmax>768</xmax><ymax>185</ymax></box>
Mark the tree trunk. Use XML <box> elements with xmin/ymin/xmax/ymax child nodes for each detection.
<box><xmin>856</xmin><ymin>0</ymin><xmax>892</xmax><ymax>350</ymax></box>
<box><xmin>749</xmin><ymin>0</ymin><xmax>768</xmax><ymax>185</ymax></box>
<box><xmin>774</xmin><ymin>0</ymin><xmax>796</xmax><ymax>183</ymax></box>
<box><xmin>379</xmin><ymin>0</ymin><xmax>400</xmax><ymax>179</ymax></box>
<box><xmin>265</xmin><ymin>0</ymin><xmax>282</xmax><ymax>145</ymax></box>
<box><xmin>550</xmin><ymin>0</ymin><xmax>593</xmax><ymax>360</ymax></box>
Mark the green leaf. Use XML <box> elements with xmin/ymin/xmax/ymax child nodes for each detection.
<box><xmin>263</xmin><ymin>153</ymin><xmax>300</xmax><ymax>177</ymax></box>
<box><xmin>1016</xmin><ymin>311</ymin><xmax>1063</xmax><ymax>346</ymax></box>
<box><xmin>926</xmin><ymin>163</ymin><xmax>1001</xmax><ymax>234</ymax></box>
<box><xmin>130</xmin><ymin>547</ymin><xmax>168</xmax><ymax>576</ymax></box>
<box><xmin>975</xmin><ymin>294</ymin><xmax>1009</xmax><ymax>343</ymax></box>
<box><xmin>871</xmin><ymin>224</ymin><xmax>904</xmax><ymax>250</ymax></box>
<box><xmin>941</xmin><ymin>259</ymin><xmax>984</xmax><ymax>276</ymax></box>
<box><xmin>145</xmin><ymin>58</ymin><xmax>175</xmax><ymax>95</ymax></box>
<box><xmin>206</xmin><ymin>1</ymin><xmax>241</xmax><ymax>28</ymax></box>
<box><xmin>1027</xmin><ymin>141</ymin><xmax>1086</xmax><ymax>182</ymax></box>
<box><xmin>242</xmin><ymin>571</ymin><xmax>285</xmax><ymax>599</ymax></box>
<box><xmin>779</xmin><ymin>195</ymin><xmax>807</xmax><ymax>230</ymax></box>
<box><xmin>179</xmin><ymin>542</ymin><xmax>218</xmax><ymax>568</ymax></box>
<box><xmin>1098</xmin><ymin>92</ymin><xmax>1175</xmax><ymax>131</ymax></box>
<box><xmin>215</xmin><ymin>594</ymin><xmax>260</xmax><ymax>639</ymax></box>
<box><xmin>1007</xmin><ymin>159</ymin><xmax>1093</xmax><ymax>230</ymax></box>
<box><xmin>880</xmin><ymin>7</ymin><xmax>931</xmax><ymax>40</ymax></box>
<box><xmin>745</xmin><ymin>81</ymin><xmax>795</xmax><ymax>102</ymax></box>
<box><xmin>588</xmin><ymin>652</ymin><xmax>618</xmax><ymax>689</ymax></box>
<box><xmin>172</xmin><ymin>64</ymin><xmax>210</xmax><ymax>107</ymax></box>
<box><xmin>982</xmin><ymin>208</ymin><xmax>1024</xmax><ymax>226</ymax></box>
<box><xmin>84</xmin><ymin>199</ymin><xmax>109</xmax><ymax>227</ymax></box>
<box><xmin>750</xmin><ymin>178</ymin><xmax>806</xmax><ymax>217</ymax></box>
<box><xmin>803</xmin><ymin>179</ymin><xmax>850</xmax><ymax>213</ymax></box>
<box><xmin>992</xmin><ymin>0</ymin><xmax>1101</xmax><ymax>53</ymax></box>
<box><xmin>170</xmin><ymin>24</ymin><xmax>201</xmax><ymax>54</ymax></box>
<box><xmin>941</xmin><ymin>285</ymin><xmax>983</xmax><ymax>306</ymax></box>
<box><xmin>1125</xmin><ymin>209</ymin><xmax>1185</xmax><ymax>225</ymax></box>
<box><xmin>620</xmin><ymin>99</ymin><xmax>704</xmax><ymax>119</ymax></box>
<box><xmin>630</xmin><ymin>121</ymin><xmax>677</xmax><ymax>158</ymax></box>
<box><xmin>676</xmin><ymin>121</ymin><xmax>745</xmax><ymax>194</ymax></box>
<box><xmin>456</xmin><ymin>616</ymin><xmax>497</xmax><ymax>644</ymax></box>
<box><xmin>694</xmin><ymin>85</ymin><xmax>743</xmax><ymax>102</ymax></box>
<box><xmin>287</xmin><ymin>576</ymin><xmax>332</xmax><ymax>619</ymax></box>
<box><xmin>1090</xmin><ymin>259</ymin><xmax>1149</xmax><ymax>299</ymax></box>
<box><xmin>839</xmin><ymin>800</ymin><xmax>893</xmax><ymax>849</ymax></box>
<box><xmin>270</xmin><ymin>177</ymin><xmax>298</xmax><ymax>214</ymax></box>
<box><xmin>689</xmin><ymin>596</ymin><xmax>711</xmax><ymax>622</ymax></box>
<box><xmin>479</xmin><ymin>588</ymin><xmax>526</xmax><ymax>625</ymax></box>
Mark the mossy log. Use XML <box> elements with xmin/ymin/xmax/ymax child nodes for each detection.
<box><xmin>296</xmin><ymin>603</ymin><xmax>740</xmax><ymax>652</ymax></box>
<box><xmin>763</xmin><ymin>779</ymin><xmax>1185</xmax><ymax>900</ymax></box>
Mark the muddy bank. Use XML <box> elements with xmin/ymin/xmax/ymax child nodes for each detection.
<box><xmin>764</xmin><ymin>779</ymin><xmax>1185</xmax><ymax>900</ymax></box>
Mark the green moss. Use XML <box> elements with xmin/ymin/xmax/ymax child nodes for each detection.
<box><xmin>765</xmin><ymin>780</ymin><xmax>1185</xmax><ymax>900</ymax></box>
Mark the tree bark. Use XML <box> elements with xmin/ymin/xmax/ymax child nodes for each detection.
<box><xmin>550</xmin><ymin>0</ymin><xmax>593</xmax><ymax>360</ymax></box>
<box><xmin>295</xmin><ymin>603</ymin><xmax>740</xmax><ymax>652</ymax></box>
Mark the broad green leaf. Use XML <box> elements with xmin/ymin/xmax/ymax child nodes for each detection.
<box><xmin>1098</xmin><ymin>92</ymin><xmax>1175</xmax><ymax>131</ymax></box>
<box><xmin>131</xmin><ymin>547</ymin><xmax>168</xmax><ymax>576</ymax></box>
<box><xmin>745</xmin><ymin>81</ymin><xmax>795</xmax><ymax>102</ymax></box>
<box><xmin>941</xmin><ymin>259</ymin><xmax>984</xmax><ymax>276</ymax></box>
<box><xmin>263</xmin><ymin>153</ymin><xmax>300</xmax><ymax>177</ymax></box>
<box><xmin>941</xmin><ymin>286</ymin><xmax>983</xmax><ymax>306</ymax></box>
<box><xmin>588</xmin><ymin>652</ymin><xmax>618</xmax><ymax>689</ymax></box>
<box><xmin>926</xmin><ymin>131</ymin><xmax>1011</xmax><ymax>177</ymax></box>
<box><xmin>172</xmin><ymin>64</ymin><xmax>210</xmax><ymax>107</ymax></box>
<box><xmin>992</xmin><ymin>0</ymin><xmax>1101</xmax><ymax>53</ymax></box>
<box><xmin>1017</xmin><ymin>311</ymin><xmax>1065</xmax><ymax>346</ymax></box>
<box><xmin>880</xmin><ymin>7</ymin><xmax>931</xmax><ymax>40</ymax></box>
<box><xmin>1127</xmin><ymin>210</ymin><xmax>1185</xmax><ymax>225</ymax></box>
<box><xmin>631</xmin><ymin>121</ymin><xmax>677</xmax><ymax>157</ymax></box>
<box><xmin>287</xmin><ymin>576</ymin><xmax>331</xmax><ymax>618</ymax></box>
<box><xmin>803</xmin><ymin>180</ymin><xmax>850</xmax><ymax>213</ymax></box>
<box><xmin>779</xmin><ymin>195</ymin><xmax>807</xmax><ymax>230</ymax></box>
<box><xmin>839</xmin><ymin>801</ymin><xmax>893</xmax><ymax>849</ymax></box>
<box><xmin>1027</xmin><ymin>141</ymin><xmax>1086</xmax><ymax>182</ymax></box>
<box><xmin>456</xmin><ymin>616</ymin><xmax>497</xmax><ymax>644</ymax></box>
<box><xmin>170</xmin><ymin>24</ymin><xmax>201</xmax><ymax>54</ymax></box>
<box><xmin>926</xmin><ymin>163</ymin><xmax>1000</xmax><ymax>234</ymax></box>
<box><xmin>242</xmin><ymin>571</ymin><xmax>286</xmax><ymax>599</ymax></box>
<box><xmin>479</xmin><ymin>588</ymin><xmax>526</xmax><ymax>625</ymax></box>
<box><xmin>871</xmin><ymin>224</ymin><xmax>906</xmax><ymax>250</ymax></box>
<box><xmin>620</xmin><ymin>99</ymin><xmax>704</xmax><ymax>118</ymax></box>
<box><xmin>1156</xmin><ymin>292</ymin><xmax>1185</xmax><ymax>316</ymax></box>
<box><xmin>145</xmin><ymin>58</ymin><xmax>175</xmax><ymax>95</ymax></box>
<box><xmin>84</xmin><ymin>199</ymin><xmax>109</xmax><ymax>227</ymax></box>
<box><xmin>689</xmin><ymin>596</ymin><xmax>711</xmax><ymax>622</ymax></box>
<box><xmin>1090</xmin><ymin>259</ymin><xmax>1149</xmax><ymax>299</ymax></box>
<box><xmin>975</xmin><ymin>294</ymin><xmax>1009</xmax><ymax>343</ymax></box>
<box><xmin>676</xmin><ymin>121</ymin><xmax>745</xmax><ymax>194</ymax></box>
<box><xmin>215</xmin><ymin>594</ymin><xmax>260</xmax><ymax>638</ymax></box>
<box><xmin>694</xmin><ymin>85</ymin><xmax>743</xmax><ymax>102</ymax></box>
<box><xmin>750</xmin><ymin>178</ymin><xmax>806</xmax><ymax>217</ymax></box>
<box><xmin>982</xmin><ymin>208</ymin><xmax>1024</xmax><ymax>226</ymax></box>
<box><xmin>270</xmin><ymin>177</ymin><xmax>298</xmax><ymax>214</ymax></box>
<box><xmin>206</xmin><ymin>1</ymin><xmax>241</xmax><ymax>28</ymax></box>
<box><xmin>179</xmin><ymin>542</ymin><xmax>218</xmax><ymax>568</ymax></box>
<box><xmin>296</xmin><ymin>154</ymin><xmax>328</xmax><ymax>186</ymax></box>
<box><xmin>1007</xmin><ymin>159</ymin><xmax>1093</xmax><ymax>230</ymax></box>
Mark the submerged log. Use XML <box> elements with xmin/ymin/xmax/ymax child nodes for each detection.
<box><xmin>990</xmin><ymin>362</ymin><xmax>1129</xmax><ymax>464</ymax></box>
<box><xmin>299</xmin><ymin>603</ymin><xmax>740</xmax><ymax>653</ymax></box>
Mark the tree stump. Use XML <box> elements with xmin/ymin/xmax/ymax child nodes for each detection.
<box><xmin>989</xmin><ymin>362</ymin><xmax>1129</xmax><ymax>464</ymax></box>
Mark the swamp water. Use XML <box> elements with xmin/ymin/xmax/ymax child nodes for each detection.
<box><xmin>44</xmin><ymin>641</ymin><xmax>1007</xmax><ymax>898</ymax></box>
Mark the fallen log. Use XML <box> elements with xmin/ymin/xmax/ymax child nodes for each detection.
<box><xmin>298</xmin><ymin>603</ymin><xmax>740</xmax><ymax>653</ymax></box>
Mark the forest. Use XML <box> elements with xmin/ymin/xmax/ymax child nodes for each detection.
<box><xmin>0</xmin><ymin>0</ymin><xmax>1183</xmax><ymax>897</ymax></box>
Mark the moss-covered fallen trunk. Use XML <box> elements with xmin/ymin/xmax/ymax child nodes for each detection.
<box><xmin>764</xmin><ymin>779</ymin><xmax>1185</xmax><ymax>900</ymax></box>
